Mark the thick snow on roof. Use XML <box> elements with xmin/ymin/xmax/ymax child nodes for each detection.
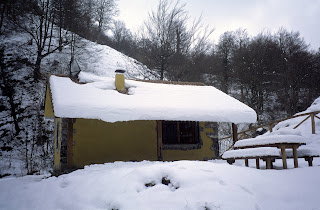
<box><xmin>49</xmin><ymin>73</ymin><xmax>257</xmax><ymax>123</ymax></box>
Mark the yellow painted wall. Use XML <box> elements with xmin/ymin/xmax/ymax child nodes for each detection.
<box><xmin>72</xmin><ymin>119</ymin><xmax>158</xmax><ymax>167</ymax></box>
<box><xmin>44</xmin><ymin>86</ymin><xmax>54</xmax><ymax>117</ymax></box>
<box><xmin>71</xmin><ymin>120</ymin><xmax>216</xmax><ymax>168</ymax></box>
<box><xmin>162</xmin><ymin>122</ymin><xmax>216</xmax><ymax>161</ymax></box>
<box><xmin>54</xmin><ymin>118</ymin><xmax>62</xmax><ymax>171</ymax></box>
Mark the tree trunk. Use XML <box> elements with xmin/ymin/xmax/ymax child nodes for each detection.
<box><xmin>160</xmin><ymin>56</ymin><xmax>165</xmax><ymax>80</ymax></box>
<box><xmin>34</xmin><ymin>53</ymin><xmax>42</xmax><ymax>80</ymax></box>
<box><xmin>0</xmin><ymin>3</ymin><xmax>6</xmax><ymax>33</ymax></box>
<box><xmin>8</xmin><ymin>92</ymin><xmax>20</xmax><ymax>134</ymax></box>
<box><xmin>0</xmin><ymin>48</ymin><xmax>20</xmax><ymax>135</ymax></box>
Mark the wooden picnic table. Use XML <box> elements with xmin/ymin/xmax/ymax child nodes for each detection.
<box><xmin>234</xmin><ymin>135</ymin><xmax>307</xmax><ymax>169</ymax></box>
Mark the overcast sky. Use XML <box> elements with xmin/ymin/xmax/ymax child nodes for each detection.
<box><xmin>117</xmin><ymin>0</ymin><xmax>320</xmax><ymax>50</ymax></box>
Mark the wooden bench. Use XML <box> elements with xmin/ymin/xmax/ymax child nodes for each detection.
<box><xmin>233</xmin><ymin>135</ymin><xmax>307</xmax><ymax>169</ymax></box>
<box><xmin>286</xmin><ymin>147</ymin><xmax>320</xmax><ymax>166</ymax></box>
<box><xmin>222</xmin><ymin>147</ymin><xmax>280</xmax><ymax>169</ymax></box>
<box><xmin>223</xmin><ymin>147</ymin><xmax>319</xmax><ymax>169</ymax></box>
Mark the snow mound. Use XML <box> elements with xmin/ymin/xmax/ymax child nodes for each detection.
<box><xmin>269</xmin><ymin>128</ymin><xmax>301</xmax><ymax>136</ymax></box>
<box><xmin>305</xmin><ymin>97</ymin><xmax>320</xmax><ymax>113</ymax></box>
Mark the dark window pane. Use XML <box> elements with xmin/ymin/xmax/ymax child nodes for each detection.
<box><xmin>162</xmin><ymin>121</ymin><xmax>178</xmax><ymax>144</ymax></box>
<box><xmin>162</xmin><ymin>121</ymin><xmax>199</xmax><ymax>144</ymax></box>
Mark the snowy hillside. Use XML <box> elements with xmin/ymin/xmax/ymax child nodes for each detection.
<box><xmin>1</xmin><ymin>28</ymin><xmax>153</xmax><ymax>80</ymax></box>
<box><xmin>0</xmin><ymin>28</ymin><xmax>154</xmax><ymax>176</ymax></box>
<box><xmin>41</xmin><ymin>37</ymin><xmax>154</xmax><ymax>80</ymax></box>
<box><xmin>71</xmin><ymin>39</ymin><xmax>155</xmax><ymax>79</ymax></box>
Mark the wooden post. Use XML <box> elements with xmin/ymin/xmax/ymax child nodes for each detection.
<box><xmin>256</xmin><ymin>158</ymin><xmax>260</xmax><ymax>169</ymax></box>
<box><xmin>305</xmin><ymin>157</ymin><xmax>313</xmax><ymax>167</ymax></box>
<box><xmin>292</xmin><ymin>145</ymin><xmax>299</xmax><ymax>168</ymax></box>
<box><xmin>280</xmin><ymin>145</ymin><xmax>287</xmax><ymax>169</ymax></box>
<box><xmin>157</xmin><ymin>121</ymin><xmax>163</xmax><ymax>161</ymax></box>
<box><xmin>268</xmin><ymin>123</ymin><xmax>273</xmax><ymax>133</ymax></box>
<box><xmin>266</xmin><ymin>158</ymin><xmax>272</xmax><ymax>169</ymax></box>
<box><xmin>232</xmin><ymin>123</ymin><xmax>238</xmax><ymax>143</ymax></box>
<box><xmin>227</xmin><ymin>159</ymin><xmax>235</xmax><ymax>164</ymax></box>
<box><xmin>311</xmin><ymin>113</ymin><xmax>315</xmax><ymax>134</ymax></box>
<box><xmin>67</xmin><ymin>118</ymin><xmax>74</xmax><ymax>169</ymax></box>
<box><xmin>245</xmin><ymin>158</ymin><xmax>249</xmax><ymax>167</ymax></box>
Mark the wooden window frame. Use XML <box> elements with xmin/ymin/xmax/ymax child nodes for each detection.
<box><xmin>161</xmin><ymin>121</ymin><xmax>202</xmax><ymax>150</ymax></box>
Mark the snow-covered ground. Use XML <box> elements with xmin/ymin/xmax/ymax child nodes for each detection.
<box><xmin>0</xmin><ymin>160</ymin><xmax>320</xmax><ymax>210</ymax></box>
<box><xmin>2</xmin><ymin>96</ymin><xmax>318</xmax><ymax>209</ymax></box>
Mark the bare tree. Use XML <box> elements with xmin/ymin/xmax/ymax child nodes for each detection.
<box><xmin>141</xmin><ymin>0</ymin><xmax>213</xmax><ymax>80</ymax></box>
<box><xmin>111</xmin><ymin>20</ymin><xmax>133</xmax><ymax>53</ymax></box>
<box><xmin>0</xmin><ymin>1</ymin><xmax>7</xmax><ymax>34</ymax></box>
<box><xmin>215</xmin><ymin>31</ymin><xmax>236</xmax><ymax>93</ymax></box>
<box><xmin>275</xmin><ymin>28</ymin><xmax>310</xmax><ymax>115</ymax></box>
<box><xmin>94</xmin><ymin>0</ymin><xmax>118</xmax><ymax>33</ymax></box>
<box><xmin>7</xmin><ymin>0</ymin><xmax>70</xmax><ymax>80</ymax></box>
<box><xmin>232</xmin><ymin>29</ymin><xmax>250</xmax><ymax>100</ymax></box>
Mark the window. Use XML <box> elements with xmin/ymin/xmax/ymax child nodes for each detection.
<box><xmin>162</xmin><ymin>121</ymin><xmax>200</xmax><ymax>144</ymax></box>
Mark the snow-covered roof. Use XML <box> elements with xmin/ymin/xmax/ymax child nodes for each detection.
<box><xmin>48</xmin><ymin>72</ymin><xmax>257</xmax><ymax>123</ymax></box>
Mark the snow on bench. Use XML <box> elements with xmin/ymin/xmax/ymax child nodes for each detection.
<box><xmin>286</xmin><ymin>147</ymin><xmax>320</xmax><ymax>157</ymax></box>
<box><xmin>232</xmin><ymin>133</ymin><xmax>308</xmax><ymax>169</ymax></box>
<box><xmin>223</xmin><ymin>127</ymin><xmax>318</xmax><ymax>169</ymax></box>
<box><xmin>222</xmin><ymin>147</ymin><xmax>280</xmax><ymax>169</ymax></box>
<box><xmin>234</xmin><ymin>135</ymin><xmax>307</xmax><ymax>149</ymax></box>
<box><xmin>222</xmin><ymin>147</ymin><xmax>280</xmax><ymax>159</ymax></box>
<box><xmin>286</xmin><ymin>146</ymin><xmax>320</xmax><ymax>166</ymax></box>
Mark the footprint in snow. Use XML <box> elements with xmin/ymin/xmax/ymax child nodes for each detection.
<box><xmin>255</xmin><ymin>203</ymin><xmax>262</xmax><ymax>210</ymax></box>
<box><xmin>240</xmin><ymin>185</ymin><xmax>254</xmax><ymax>195</ymax></box>
<box><xmin>60</xmin><ymin>180</ymin><xmax>69</xmax><ymax>188</ymax></box>
<box><xmin>218</xmin><ymin>180</ymin><xmax>227</xmax><ymax>186</ymax></box>
<box><xmin>200</xmin><ymin>169</ymin><xmax>214</xmax><ymax>173</ymax></box>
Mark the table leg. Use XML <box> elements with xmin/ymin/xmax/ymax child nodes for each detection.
<box><xmin>245</xmin><ymin>158</ymin><xmax>249</xmax><ymax>167</ymax></box>
<box><xmin>309</xmin><ymin>158</ymin><xmax>313</xmax><ymax>166</ymax></box>
<box><xmin>256</xmin><ymin>158</ymin><xmax>260</xmax><ymax>169</ymax></box>
<box><xmin>266</xmin><ymin>158</ymin><xmax>272</xmax><ymax>169</ymax></box>
<box><xmin>280</xmin><ymin>145</ymin><xmax>287</xmax><ymax>169</ymax></box>
<box><xmin>293</xmin><ymin>145</ymin><xmax>298</xmax><ymax>168</ymax></box>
